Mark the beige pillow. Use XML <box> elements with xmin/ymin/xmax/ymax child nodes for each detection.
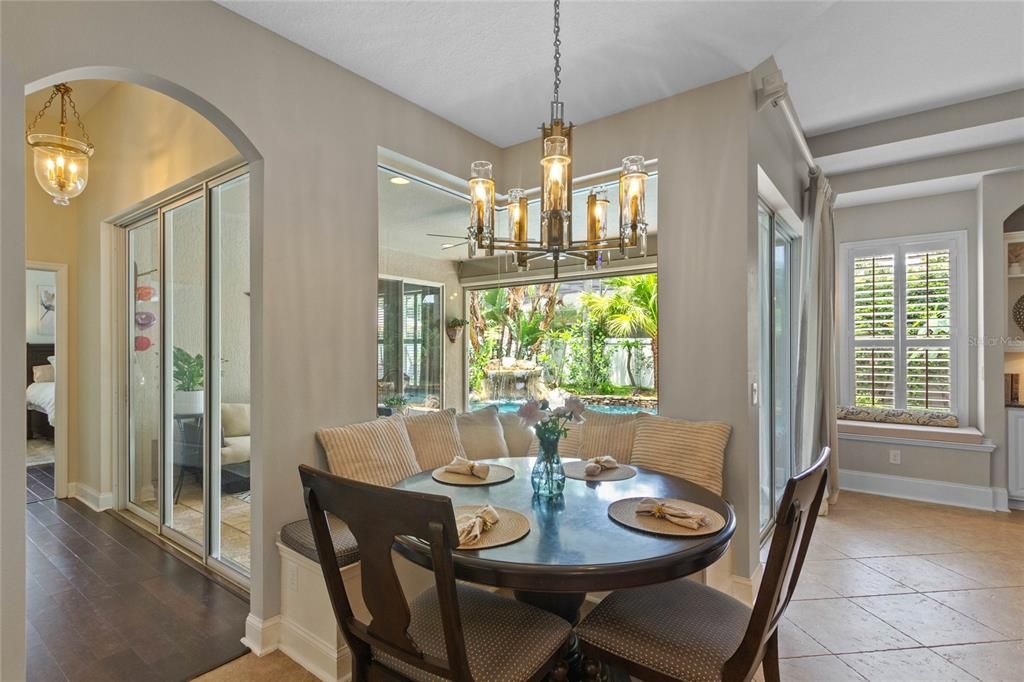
<box><xmin>527</xmin><ymin>419</ymin><xmax>584</xmax><ymax>458</ymax></box>
<box><xmin>32</xmin><ymin>365</ymin><xmax>55</xmax><ymax>383</ymax></box>
<box><xmin>577</xmin><ymin>410</ymin><xmax>638</xmax><ymax>463</ymax></box>
<box><xmin>498</xmin><ymin>412</ymin><xmax>534</xmax><ymax>457</ymax></box>
<box><xmin>456</xmin><ymin>406</ymin><xmax>510</xmax><ymax>460</ymax></box>
<box><xmin>401</xmin><ymin>409</ymin><xmax>467</xmax><ymax>471</ymax></box>
<box><xmin>630</xmin><ymin>414</ymin><xmax>731</xmax><ymax>495</ymax></box>
<box><xmin>221</xmin><ymin>403</ymin><xmax>251</xmax><ymax>437</ymax></box>
<box><xmin>317</xmin><ymin>418</ymin><xmax>419</xmax><ymax>486</ymax></box>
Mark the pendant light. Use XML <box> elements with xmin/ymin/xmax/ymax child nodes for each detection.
<box><xmin>26</xmin><ymin>83</ymin><xmax>95</xmax><ymax>206</ymax></box>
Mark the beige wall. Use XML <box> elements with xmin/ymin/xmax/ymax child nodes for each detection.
<box><xmin>1</xmin><ymin>2</ymin><xmax>501</xmax><ymax>672</ymax></box>
<box><xmin>840</xmin><ymin>439</ymin><xmax>991</xmax><ymax>487</ymax></box>
<box><xmin>378</xmin><ymin>247</ymin><xmax>463</xmax><ymax>410</ymax></box>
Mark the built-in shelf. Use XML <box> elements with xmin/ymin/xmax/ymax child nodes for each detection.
<box><xmin>1006</xmin><ymin>340</ymin><xmax>1024</xmax><ymax>353</ymax></box>
<box><xmin>1009</xmin><ymin>273</ymin><xmax>1024</xmax><ymax>279</ymax></box>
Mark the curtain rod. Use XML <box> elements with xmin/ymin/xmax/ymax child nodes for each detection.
<box><xmin>756</xmin><ymin>72</ymin><xmax>818</xmax><ymax>173</ymax></box>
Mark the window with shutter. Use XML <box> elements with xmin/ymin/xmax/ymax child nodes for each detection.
<box><xmin>839</xmin><ymin>232</ymin><xmax>965</xmax><ymax>418</ymax></box>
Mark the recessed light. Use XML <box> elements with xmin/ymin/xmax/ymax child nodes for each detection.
<box><xmin>390</xmin><ymin>176</ymin><xmax>410</xmax><ymax>185</ymax></box>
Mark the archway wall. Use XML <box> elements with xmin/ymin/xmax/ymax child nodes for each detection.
<box><xmin>1</xmin><ymin>1</ymin><xmax>500</xmax><ymax>672</ymax></box>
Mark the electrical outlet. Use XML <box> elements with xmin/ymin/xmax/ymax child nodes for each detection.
<box><xmin>889</xmin><ymin>449</ymin><xmax>901</xmax><ymax>465</ymax></box>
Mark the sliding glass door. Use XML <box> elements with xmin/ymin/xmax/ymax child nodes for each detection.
<box><xmin>758</xmin><ymin>201</ymin><xmax>800</xmax><ymax>532</ymax></box>
<box><xmin>121</xmin><ymin>167</ymin><xmax>251</xmax><ymax>582</ymax></box>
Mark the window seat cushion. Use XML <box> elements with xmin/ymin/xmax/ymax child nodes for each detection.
<box><xmin>837</xmin><ymin>419</ymin><xmax>983</xmax><ymax>445</ymax></box>
<box><xmin>837</xmin><ymin>405</ymin><xmax>960</xmax><ymax>429</ymax></box>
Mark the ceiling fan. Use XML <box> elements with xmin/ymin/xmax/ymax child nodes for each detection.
<box><xmin>426</xmin><ymin>232</ymin><xmax>469</xmax><ymax>250</ymax></box>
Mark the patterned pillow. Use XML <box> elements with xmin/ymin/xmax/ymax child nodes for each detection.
<box><xmin>577</xmin><ymin>410</ymin><xmax>639</xmax><ymax>463</ymax></box>
<box><xmin>401</xmin><ymin>409</ymin><xmax>467</xmax><ymax>471</ymax></box>
<box><xmin>317</xmin><ymin>418</ymin><xmax>419</xmax><ymax>486</ymax></box>
<box><xmin>630</xmin><ymin>414</ymin><xmax>731</xmax><ymax>495</ymax></box>
<box><xmin>837</xmin><ymin>405</ymin><xmax>959</xmax><ymax>428</ymax></box>
<box><xmin>455</xmin><ymin>406</ymin><xmax>510</xmax><ymax>461</ymax></box>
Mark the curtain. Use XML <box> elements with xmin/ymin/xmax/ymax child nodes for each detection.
<box><xmin>794</xmin><ymin>170</ymin><xmax>840</xmax><ymax>509</ymax></box>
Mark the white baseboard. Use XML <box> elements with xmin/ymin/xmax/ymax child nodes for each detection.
<box><xmin>280</xmin><ymin>618</ymin><xmax>352</xmax><ymax>682</ymax></box>
<box><xmin>69</xmin><ymin>482</ymin><xmax>113</xmax><ymax>511</ymax></box>
<box><xmin>1009</xmin><ymin>497</ymin><xmax>1024</xmax><ymax>511</ymax></box>
<box><xmin>241</xmin><ymin>613</ymin><xmax>281</xmax><ymax>656</ymax></box>
<box><xmin>840</xmin><ymin>469</ymin><xmax>1008</xmax><ymax>512</ymax></box>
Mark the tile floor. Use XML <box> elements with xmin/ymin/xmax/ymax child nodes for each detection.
<box><xmin>201</xmin><ymin>491</ymin><xmax>1024</xmax><ymax>681</ymax></box>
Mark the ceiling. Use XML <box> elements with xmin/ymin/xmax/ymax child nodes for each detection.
<box><xmin>378</xmin><ymin>169</ymin><xmax>468</xmax><ymax>261</ymax></box>
<box><xmin>221</xmin><ymin>1</ymin><xmax>1023</xmax><ymax>147</ymax></box>
<box><xmin>24</xmin><ymin>80</ymin><xmax>118</xmax><ymax>119</ymax></box>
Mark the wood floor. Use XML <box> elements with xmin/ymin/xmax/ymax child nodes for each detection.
<box><xmin>25</xmin><ymin>497</ymin><xmax>249</xmax><ymax>681</ymax></box>
<box><xmin>26</xmin><ymin>462</ymin><xmax>55</xmax><ymax>503</ymax></box>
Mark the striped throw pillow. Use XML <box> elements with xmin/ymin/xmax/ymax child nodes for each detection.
<box><xmin>577</xmin><ymin>410</ymin><xmax>639</xmax><ymax>463</ymax></box>
<box><xmin>630</xmin><ymin>414</ymin><xmax>731</xmax><ymax>495</ymax></box>
<box><xmin>402</xmin><ymin>409</ymin><xmax>467</xmax><ymax>471</ymax></box>
<box><xmin>317</xmin><ymin>418</ymin><xmax>419</xmax><ymax>487</ymax></box>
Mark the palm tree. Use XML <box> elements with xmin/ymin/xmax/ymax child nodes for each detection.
<box><xmin>580</xmin><ymin>274</ymin><xmax>658</xmax><ymax>393</ymax></box>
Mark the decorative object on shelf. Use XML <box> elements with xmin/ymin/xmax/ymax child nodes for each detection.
<box><xmin>1011</xmin><ymin>262</ymin><xmax>1023</xmax><ymax>276</ymax></box>
<box><xmin>134</xmin><ymin>335</ymin><xmax>152</xmax><ymax>352</ymax></box>
<box><xmin>518</xmin><ymin>396</ymin><xmax>585</xmax><ymax>497</ymax></box>
<box><xmin>136</xmin><ymin>285</ymin><xmax>156</xmax><ymax>302</ymax></box>
<box><xmin>1005</xmin><ymin>373</ymin><xmax>1020</xmax><ymax>405</ymax></box>
<box><xmin>454</xmin><ymin>0</ymin><xmax>649</xmax><ymax>279</ymax></box>
<box><xmin>26</xmin><ymin>83</ymin><xmax>95</xmax><ymax>206</ymax></box>
<box><xmin>134</xmin><ymin>311</ymin><xmax>157</xmax><ymax>330</ymax></box>
<box><xmin>172</xmin><ymin>346</ymin><xmax>205</xmax><ymax>414</ymax></box>
<box><xmin>445</xmin><ymin>317</ymin><xmax>468</xmax><ymax>343</ymax></box>
<box><xmin>1015</xmin><ymin>295</ymin><xmax>1024</xmax><ymax>334</ymax></box>
<box><xmin>382</xmin><ymin>394</ymin><xmax>409</xmax><ymax>416</ymax></box>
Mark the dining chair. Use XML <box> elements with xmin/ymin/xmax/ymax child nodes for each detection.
<box><xmin>298</xmin><ymin>464</ymin><xmax>572</xmax><ymax>682</ymax></box>
<box><xmin>576</xmin><ymin>447</ymin><xmax>831</xmax><ymax>682</ymax></box>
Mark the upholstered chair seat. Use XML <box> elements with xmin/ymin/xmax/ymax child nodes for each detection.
<box><xmin>576</xmin><ymin>579</ymin><xmax>750</xmax><ymax>682</ymax></box>
<box><xmin>375</xmin><ymin>583</ymin><xmax>572</xmax><ymax>682</ymax></box>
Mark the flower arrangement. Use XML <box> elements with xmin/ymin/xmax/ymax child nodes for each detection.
<box><xmin>518</xmin><ymin>396</ymin><xmax>585</xmax><ymax>497</ymax></box>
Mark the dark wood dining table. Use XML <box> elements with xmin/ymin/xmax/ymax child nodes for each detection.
<box><xmin>392</xmin><ymin>457</ymin><xmax>736</xmax><ymax>678</ymax></box>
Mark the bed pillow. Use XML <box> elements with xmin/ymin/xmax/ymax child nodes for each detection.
<box><xmin>317</xmin><ymin>418</ymin><xmax>419</xmax><ymax>487</ymax></box>
<box><xmin>32</xmin><ymin>365</ymin><xmax>55</xmax><ymax>383</ymax></box>
<box><xmin>47</xmin><ymin>355</ymin><xmax>56</xmax><ymax>369</ymax></box>
<box><xmin>577</xmin><ymin>410</ymin><xmax>639</xmax><ymax>463</ymax></box>
<box><xmin>630</xmin><ymin>414</ymin><xmax>731</xmax><ymax>495</ymax></box>
<box><xmin>456</xmin><ymin>406</ymin><xmax>510</xmax><ymax>460</ymax></box>
<box><xmin>401</xmin><ymin>409</ymin><xmax>467</xmax><ymax>471</ymax></box>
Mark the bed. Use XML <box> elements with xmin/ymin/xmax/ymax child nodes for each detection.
<box><xmin>26</xmin><ymin>343</ymin><xmax>55</xmax><ymax>440</ymax></box>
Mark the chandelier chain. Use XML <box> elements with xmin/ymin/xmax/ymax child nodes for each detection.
<box><xmin>67</xmin><ymin>95</ymin><xmax>92</xmax><ymax>147</ymax></box>
<box><xmin>25</xmin><ymin>88</ymin><xmax>59</xmax><ymax>136</ymax></box>
<box><xmin>552</xmin><ymin>0</ymin><xmax>561</xmax><ymax>103</ymax></box>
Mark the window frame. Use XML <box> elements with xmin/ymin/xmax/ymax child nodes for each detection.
<box><xmin>837</xmin><ymin>230</ymin><xmax>968</xmax><ymax>421</ymax></box>
<box><xmin>377</xmin><ymin>274</ymin><xmax>446</xmax><ymax>409</ymax></box>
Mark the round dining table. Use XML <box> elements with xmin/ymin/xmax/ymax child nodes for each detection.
<box><xmin>392</xmin><ymin>457</ymin><xmax>736</xmax><ymax>678</ymax></box>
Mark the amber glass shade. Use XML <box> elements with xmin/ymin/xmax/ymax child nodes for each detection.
<box><xmin>541</xmin><ymin>136</ymin><xmax>570</xmax><ymax>215</ymax></box>
<box><xmin>619</xmin><ymin>155</ymin><xmax>648</xmax><ymax>238</ymax></box>
<box><xmin>28</xmin><ymin>133</ymin><xmax>93</xmax><ymax>206</ymax></box>
<box><xmin>507</xmin><ymin>188</ymin><xmax>528</xmax><ymax>244</ymax></box>
<box><xmin>468</xmin><ymin>161</ymin><xmax>495</xmax><ymax>237</ymax></box>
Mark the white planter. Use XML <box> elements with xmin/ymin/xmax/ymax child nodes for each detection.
<box><xmin>174</xmin><ymin>390</ymin><xmax>204</xmax><ymax>415</ymax></box>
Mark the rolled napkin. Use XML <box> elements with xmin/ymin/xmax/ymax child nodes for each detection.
<box><xmin>456</xmin><ymin>505</ymin><xmax>500</xmax><ymax>545</ymax></box>
<box><xmin>635</xmin><ymin>498</ymin><xmax>708</xmax><ymax>530</ymax></box>
<box><xmin>584</xmin><ymin>455</ymin><xmax>619</xmax><ymax>476</ymax></box>
<box><xmin>443</xmin><ymin>456</ymin><xmax>491</xmax><ymax>479</ymax></box>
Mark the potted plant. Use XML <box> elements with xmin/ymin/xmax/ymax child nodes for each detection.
<box><xmin>173</xmin><ymin>346</ymin><xmax>205</xmax><ymax>414</ymax></box>
<box><xmin>446</xmin><ymin>317</ymin><xmax>469</xmax><ymax>343</ymax></box>
<box><xmin>382</xmin><ymin>394</ymin><xmax>409</xmax><ymax>416</ymax></box>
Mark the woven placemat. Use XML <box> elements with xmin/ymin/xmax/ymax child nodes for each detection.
<box><xmin>608</xmin><ymin>497</ymin><xmax>725</xmax><ymax>537</ymax></box>
<box><xmin>431</xmin><ymin>464</ymin><xmax>515</xmax><ymax>486</ymax></box>
<box><xmin>455</xmin><ymin>506</ymin><xmax>530</xmax><ymax>550</ymax></box>
<box><xmin>564</xmin><ymin>461</ymin><xmax>637</xmax><ymax>482</ymax></box>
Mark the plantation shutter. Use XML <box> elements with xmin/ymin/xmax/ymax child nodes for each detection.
<box><xmin>842</xmin><ymin>234</ymin><xmax>962</xmax><ymax>417</ymax></box>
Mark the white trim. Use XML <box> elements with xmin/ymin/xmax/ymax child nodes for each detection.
<box><xmin>279</xmin><ymin>618</ymin><xmax>352</xmax><ymax>682</ymax></box>
<box><xmin>1009</xmin><ymin>497</ymin><xmax>1024</xmax><ymax>511</ymax></box>
<box><xmin>26</xmin><ymin>260</ymin><xmax>69</xmax><ymax>499</ymax></box>
<box><xmin>838</xmin><ymin>431</ymin><xmax>996</xmax><ymax>453</ymax></box>
<box><xmin>68</xmin><ymin>482</ymin><xmax>114</xmax><ymax>511</ymax></box>
<box><xmin>840</xmin><ymin>468</ymin><xmax>1009</xmax><ymax>512</ymax></box>
<box><xmin>837</xmin><ymin>229</ymin><xmax>969</xmax><ymax>421</ymax></box>
<box><xmin>241</xmin><ymin>613</ymin><xmax>281</xmax><ymax>657</ymax></box>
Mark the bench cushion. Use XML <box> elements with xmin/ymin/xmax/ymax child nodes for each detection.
<box><xmin>280</xmin><ymin>514</ymin><xmax>359</xmax><ymax>567</ymax></box>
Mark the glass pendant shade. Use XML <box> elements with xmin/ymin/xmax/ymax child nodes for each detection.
<box><xmin>541</xmin><ymin>136</ymin><xmax>570</xmax><ymax>215</ymax></box>
<box><xmin>619</xmin><ymin>155</ymin><xmax>648</xmax><ymax>240</ymax></box>
<box><xmin>508</xmin><ymin>188</ymin><xmax>529</xmax><ymax>244</ymax></box>
<box><xmin>28</xmin><ymin>133</ymin><xmax>93</xmax><ymax>206</ymax></box>
<box><xmin>468</xmin><ymin>161</ymin><xmax>495</xmax><ymax>256</ymax></box>
<box><xmin>586</xmin><ymin>190</ymin><xmax>610</xmax><ymax>269</ymax></box>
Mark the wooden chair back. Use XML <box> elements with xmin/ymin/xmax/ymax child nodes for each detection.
<box><xmin>722</xmin><ymin>447</ymin><xmax>831</xmax><ymax>681</ymax></box>
<box><xmin>298</xmin><ymin>464</ymin><xmax>471</xmax><ymax>681</ymax></box>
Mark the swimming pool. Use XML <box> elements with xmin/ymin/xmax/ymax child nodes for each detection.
<box><xmin>468</xmin><ymin>400</ymin><xmax>657</xmax><ymax>415</ymax></box>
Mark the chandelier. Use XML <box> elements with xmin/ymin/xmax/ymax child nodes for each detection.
<box><xmin>464</xmin><ymin>0</ymin><xmax>648</xmax><ymax>278</ymax></box>
<box><xmin>26</xmin><ymin>83</ymin><xmax>95</xmax><ymax>206</ymax></box>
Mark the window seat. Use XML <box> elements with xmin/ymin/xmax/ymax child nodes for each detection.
<box><xmin>838</xmin><ymin>419</ymin><xmax>985</xmax><ymax>446</ymax></box>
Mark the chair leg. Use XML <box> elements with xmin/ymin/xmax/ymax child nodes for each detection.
<box><xmin>762</xmin><ymin>630</ymin><xmax>781</xmax><ymax>682</ymax></box>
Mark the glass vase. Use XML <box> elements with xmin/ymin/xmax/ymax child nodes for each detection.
<box><xmin>532</xmin><ymin>432</ymin><xmax>566</xmax><ymax>497</ymax></box>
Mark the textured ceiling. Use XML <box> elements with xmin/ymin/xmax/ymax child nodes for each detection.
<box><xmin>220</xmin><ymin>1</ymin><xmax>833</xmax><ymax>146</ymax></box>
